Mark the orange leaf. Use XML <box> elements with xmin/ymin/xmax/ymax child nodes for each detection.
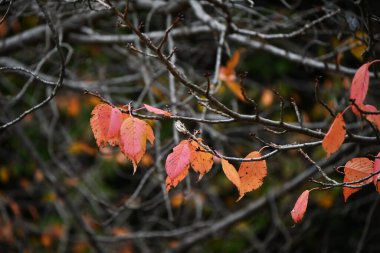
<box><xmin>224</xmin><ymin>80</ymin><xmax>246</xmax><ymax>102</ymax></box>
<box><xmin>119</xmin><ymin>117</ymin><xmax>155</xmax><ymax>173</ymax></box>
<box><xmin>238</xmin><ymin>151</ymin><xmax>267</xmax><ymax>200</ymax></box>
<box><xmin>290</xmin><ymin>190</ymin><xmax>310</xmax><ymax>224</ymax></box>
<box><xmin>219</xmin><ymin>50</ymin><xmax>240</xmax><ymax>81</ymax></box>
<box><xmin>343</xmin><ymin>157</ymin><xmax>374</xmax><ymax>202</ymax></box>
<box><xmin>221</xmin><ymin>159</ymin><xmax>241</xmax><ymax>190</ymax></box>
<box><xmin>90</xmin><ymin>103</ymin><xmax>128</xmax><ymax>147</ymax></box>
<box><xmin>226</xmin><ymin>50</ymin><xmax>241</xmax><ymax>73</ymax></box>
<box><xmin>166</xmin><ymin>169</ymin><xmax>189</xmax><ymax>191</ymax></box>
<box><xmin>189</xmin><ymin>140</ymin><xmax>213</xmax><ymax>180</ymax></box>
<box><xmin>144</xmin><ymin>104</ymin><xmax>172</xmax><ymax>116</ymax></box>
<box><xmin>165</xmin><ymin>140</ymin><xmax>191</xmax><ymax>180</ymax></box>
<box><xmin>322</xmin><ymin>113</ymin><xmax>346</xmax><ymax>157</ymax></box>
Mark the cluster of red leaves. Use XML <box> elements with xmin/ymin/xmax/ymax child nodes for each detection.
<box><xmin>292</xmin><ymin>60</ymin><xmax>380</xmax><ymax>224</ymax></box>
<box><xmin>91</xmin><ymin>103</ymin><xmax>267</xmax><ymax>200</ymax></box>
<box><xmin>165</xmin><ymin>140</ymin><xmax>267</xmax><ymax>200</ymax></box>
<box><xmin>90</xmin><ymin>103</ymin><xmax>158</xmax><ymax>173</ymax></box>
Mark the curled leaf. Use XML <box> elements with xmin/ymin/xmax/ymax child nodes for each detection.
<box><xmin>221</xmin><ymin>159</ymin><xmax>241</xmax><ymax>190</ymax></box>
<box><xmin>322</xmin><ymin>113</ymin><xmax>346</xmax><ymax>157</ymax></box>
<box><xmin>343</xmin><ymin>157</ymin><xmax>374</xmax><ymax>202</ymax></box>
<box><xmin>238</xmin><ymin>151</ymin><xmax>267</xmax><ymax>200</ymax></box>
<box><xmin>144</xmin><ymin>104</ymin><xmax>172</xmax><ymax>117</ymax></box>
<box><xmin>165</xmin><ymin>140</ymin><xmax>191</xmax><ymax>180</ymax></box>
<box><xmin>291</xmin><ymin>190</ymin><xmax>310</xmax><ymax>224</ymax></box>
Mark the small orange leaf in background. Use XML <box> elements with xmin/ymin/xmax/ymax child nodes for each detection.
<box><xmin>373</xmin><ymin>153</ymin><xmax>380</xmax><ymax>193</ymax></box>
<box><xmin>363</xmin><ymin>104</ymin><xmax>380</xmax><ymax>131</ymax></box>
<box><xmin>322</xmin><ymin>113</ymin><xmax>346</xmax><ymax>157</ymax></box>
<box><xmin>189</xmin><ymin>140</ymin><xmax>213</xmax><ymax>180</ymax></box>
<box><xmin>219</xmin><ymin>50</ymin><xmax>246</xmax><ymax>102</ymax></box>
<box><xmin>165</xmin><ymin>140</ymin><xmax>191</xmax><ymax>181</ymax></box>
<box><xmin>67</xmin><ymin>96</ymin><xmax>80</xmax><ymax>117</ymax></box>
<box><xmin>144</xmin><ymin>104</ymin><xmax>172</xmax><ymax>116</ymax></box>
<box><xmin>221</xmin><ymin>159</ymin><xmax>241</xmax><ymax>190</ymax></box>
<box><xmin>68</xmin><ymin>141</ymin><xmax>97</xmax><ymax>156</ymax></box>
<box><xmin>238</xmin><ymin>151</ymin><xmax>267</xmax><ymax>200</ymax></box>
<box><xmin>90</xmin><ymin>103</ymin><xmax>128</xmax><ymax>147</ymax></box>
<box><xmin>343</xmin><ymin>157</ymin><xmax>374</xmax><ymax>201</ymax></box>
<box><xmin>119</xmin><ymin>117</ymin><xmax>154</xmax><ymax>173</ymax></box>
<box><xmin>291</xmin><ymin>190</ymin><xmax>310</xmax><ymax>224</ymax></box>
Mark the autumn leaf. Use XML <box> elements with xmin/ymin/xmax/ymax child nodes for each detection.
<box><xmin>238</xmin><ymin>151</ymin><xmax>267</xmax><ymax>200</ymax></box>
<box><xmin>322</xmin><ymin>113</ymin><xmax>346</xmax><ymax>157</ymax></box>
<box><xmin>165</xmin><ymin>140</ymin><xmax>191</xmax><ymax>181</ymax></box>
<box><xmin>219</xmin><ymin>50</ymin><xmax>246</xmax><ymax>102</ymax></box>
<box><xmin>343</xmin><ymin>157</ymin><xmax>374</xmax><ymax>202</ymax></box>
<box><xmin>291</xmin><ymin>190</ymin><xmax>310</xmax><ymax>224</ymax></box>
<box><xmin>166</xmin><ymin>169</ymin><xmax>189</xmax><ymax>191</ymax></box>
<box><xmin>90</xmin><ymin>103</ymin><xmax>128</xmax><ymax>147</ymax></box>
<box><xmin>144</xmin><ymin>104</ymin><xmax>172</xmax><ymax>116</ymax></box>
<box><xmin>189</xmin><ymin>139</ymin><xmax>213</xmax><ymax>180</ymax></box>
<box><xmin>363</xmin><ymin>104</ymin><xmax>380</xmax><ymax>131</ymax></box>
<box><xmin>350</xmin><ymin>60</ymin><xmax>380</xmax><ymax>116</ymax></box>
<box><xmin>221</xmin><ymin>159</ymin><xmax>241</xmax><ymax>190</ymax></box>
<box><xmin>373</xmin><ymin>153</ymin><xmax>380</xmax><ymax>193</ymax></box>
<box><xmin>119</xmin><ymin>116</ymin><xmax>155</xmax><ymax>173</ymax></box>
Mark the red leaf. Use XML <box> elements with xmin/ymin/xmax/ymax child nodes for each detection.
<box><xmin>221</xmin><ymin>159</ymin><xmax>241</xmax><ymax>190</ymax></box>
<box><xmin>350</xmin><ymin>63</ymin><xmax>370</xmax><ymax>116</ymax></box>
<box><xmin>291</xmin><ymin>190</ymin><xmax>310</xmax><ymax>224</ymax></box>
<box><xmin>343</xmin><ymin>157</ymin><xmax>374</xmax><ymax>202</ymax></box>
<box><xmin>189</xmin><ymin>139</ymin><xmax>213</xmax><ymax>180</ymax></box>
<box><xmin>238</xmin><ymin>151</ymin><xmax>267</xmax><ymax>201</ymax></box>
<box><xmin>119</xmin><ymin>117</ymin><xmax>155</xmax><ymax>173</ymax></box>
<box><xmin>165</xmin><ymin>140</ymin><xmax>191</xmax><ymax>180</ymax></box>
<box><xmin>363</xmin><ymin>104</ymin><xmax>380</xmax><ymax>131</ymax></box>
<box><xmin>350</xmin><ymin>60</ymin><xmax>380</xmax><ymax>116</ymax></box>
<box><xmin>322</xmin><ymin>113</ymin><xmax>346</xmax><ymax>157</ymax></box>
<box><xmin>373</xmin><ymin>153</ymin><xmax>380</xmax><ymax>193</ymax></box>
<box><xmin>90</xmin><ymin>103</ymin><xmax>127</xmax><ymax>147</ymax></box>
<box><xmin>144</xmin><ymin>104</ymin><xmax>172</xmax><ymax>117</ymax></box>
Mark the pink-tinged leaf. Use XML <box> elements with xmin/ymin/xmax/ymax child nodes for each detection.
<box><xmin>90</xmin><ymin>103</ymin><xmax>127</xmax><ymax>147</ymax></box>
<box><xmin>221</xmin><ymin>159</ymin><xmax>241</xmax><ymax>190</ymax></box>
<box><xmin>119</xmin><ymin>117</ymin><xmax>154</xmax><ymax>173</ymax></box>
<box><xmin>363</xmin><ymin>104</ymin><xmax>380</xmax><ymax>131</ymax></box>
<box><xmin>291</xmin><ymin>190</ymin><xmax>310</xmax><ymax>224</ymax></box>
<box><xmin>350</xmin><ymin>60</ymin><xmax>380</xmax><ymax>116</ymax></box>
<box><xmin>322</xmin><ymin>113</ymin><xmax>346</xmax><ymax>157</ymax></box>
<box><xmin>189</xmin><ymin>139</ymin><xmax>213</xmax><ymax>180</ymax></box>
<box><xmin>144</xmin><ymin>104</ymin><xmax>172</xmax><ymax>117</ymax></box>
<box><xmin>373</xmin><ymin>152</ymin><xmax>380</xmax><ymax>193</ymax></box>
<box><xmin>165</xmin><ymin>140</ymin><xmax>191</xmax><ymax>180</ymax></box>
<box><xmin>166</xmin><ymin>169</ymin><xmax>189</xmax><ymax>191</ymax></box>
<box><xmin>350</xmin><ymin>63</ymin><xmax>370</xmax><ymax>116</ymax></box>
<box><xmin>145</xmin><ymin>123</ymin><xmax>155</xmax><ymax>145</ymax></box>
<box><xmin>343</xmin><ymin>157</ymin><xmax>374</xmax><ymax>202</ymax></box>
<box><xmin>238</xmin><ymin>151</ymin><xmax>267</xmax><ymax>201</ymax></box>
